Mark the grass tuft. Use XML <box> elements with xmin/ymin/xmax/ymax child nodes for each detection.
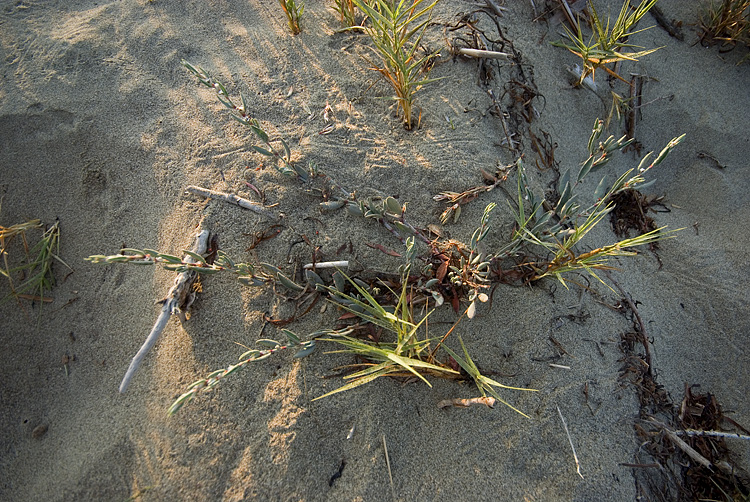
<box><xmin>278</xmin><ymin>0</ymin><xmax>304</xmax><ymax>35</ymax></box>
<box><xmin>699</xmin><ymin>0</ymin><xmax>750</xmax><ymax>61</ymax></box>
<box><xmin>552</xmin><ymin>0</ymin><xmax>661</xmax><ymax>84</ymax></box>
<box><xmin>1</xmin><ymin>218</ymin><xmax>68</xmax><ymax>310</ymax></box>
<box><xmin>352</xmin><ymin>0</ymin><xmax>442</xmax><ymax>129</ymax></box>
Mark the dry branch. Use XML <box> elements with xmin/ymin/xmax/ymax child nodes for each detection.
<box><xmin>119</xmin><ymin>230</ymin><xmax>210</xmax><ymax>393</ymax></box>
<box><xmin>185</xmin><ymin>185</ymin><xmax>280</xmax><ymax>221</ymax></box>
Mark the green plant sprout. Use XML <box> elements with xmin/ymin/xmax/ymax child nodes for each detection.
<box><xmin>552</xmin><ymin>0</ymin><xmax>661</xmax><ymax>84</ymax></box>
<box><xmin>1</xmin><ymin>218</ymin><xmax>68</xmax><ymax>308</ymax></box>
<box><xmin>504</xmin><ymin>119</ymin><xmax>685</xmax><ymax>287</ymax></box>
<box><xmin>182</xmin><ymin>60</ymin><xmax>310</xmax><ymax>180</ymax></box>
<box><xmin>333</xmin><ymin>0</ymin><xmax>358</xmax><ymax>27</ymax></box>
<box><xmin>313</xmin><ymin>243</ymin><xmax>534</xmax><ymax>415</ymax></box>
<box><xmin>168</xmin><ymin>328</ymin><xmax>320</xmax><ymax>414</ymax></box>
<box><xmin>85</xmin><ymin>247</ymin><xmax>311</xmax><ymax>291</ymax></box>
<box><xmin>352</xmin><ymin>0</ymin><xmax>442</xmax><ymax>129</ymax></box>
<box><xmin>316</xmin><ymin>273</ymin><xmax>454</xmax><ymax>398</ymax></box>
<box><xmin>279</xmin><ymin>0</ymin><xmax>304</xmax><ymax>35</ymax></box>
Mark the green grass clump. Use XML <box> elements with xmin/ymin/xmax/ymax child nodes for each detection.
<box><xmin>333</xmin><ymin>0</ymin><xmax>358</xmax><ymax>27</ymax></box>
<box><xmin>552</xmin><ymin>0</ymin><xmax>661</xmax><ymax>84</ymax></box>
<box><xmin>352</xmin><ymin>0</ymin><xmax>442</xmax><ymax>129</ymax></box>
<box><xmin>1</xmin><ymin>218</ymin><xmax>67</xmax><ymax>308</ymax></box>
<box><xmin>505</xmin><ymin>119</ymin><xmax>685</xmax><ymax>288</ymax></box>
<box><xmin>279</xmin><ymin>0</ymin><xmax>304</xmax><ymax>35</ymax></box>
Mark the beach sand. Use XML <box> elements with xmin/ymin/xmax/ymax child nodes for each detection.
<box><xmin>1</xmin><ymin>0</ymin><xmax>748</xmax><ymax>500</ymax></box>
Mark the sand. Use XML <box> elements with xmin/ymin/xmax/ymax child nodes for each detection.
<box><xmin>1</xmin><ymin>0</ymin><xmax>749</xmax><ymax>500</ymax></box>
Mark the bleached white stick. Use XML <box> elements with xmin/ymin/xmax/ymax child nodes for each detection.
<box><xmin>679</xmin><ymin>429</ymin><xmax>750</xmax><ymax>441</ymax></box>
<box><xmin>303</xmin><ymin>260</ymin><xmax>349</xmax><ymax>270</ymax></box>
<box><xmin>185</xmin><ymin>185</ymin><xmax>279</xmax><ymax>220</ymax></box>
<box><xmin>457</xmin><ymin>48</ymin><xmax>512</xmax><ymax>60</ymax></box>
<box><xmin>119</xmin><ymin>230</ymin><xmax>210</xmax><ymax>393</ymax></box>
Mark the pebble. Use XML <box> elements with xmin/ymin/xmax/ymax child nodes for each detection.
<box><xmin>31</xmin><ymin>425</ymin><xmax>48</xmax><ymax>439</ymax></box>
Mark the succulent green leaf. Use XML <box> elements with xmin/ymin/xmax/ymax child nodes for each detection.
<box><xmin>256</xmin><ymin>339</ymin><xmax>281</xmax><ymax>349</ymax></box>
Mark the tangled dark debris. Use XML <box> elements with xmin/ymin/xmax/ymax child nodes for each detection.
<box><xmin>441</xmin><ymin>6</ymin><xmax>544</xmax><ymax>155</ymax></box>
<box><xmin>611</xmin><ymin>275</ymin><xmax>750</xmax><ymax>501</ymax></box>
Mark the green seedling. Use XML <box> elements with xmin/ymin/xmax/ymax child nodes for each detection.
<box><xmin>182</xmin><ymin>60</ymin><xmax>309</xmax><ymax>180</ymax></box>
<box><xmin>504</xmin><ymin>119</ymin><xmax>685</xmax><ymax>288</ymax></box>
<box><xmin>352</xmin><ymin>0</ymin><xmax>442</xmax><ymax>129</ymax></box>
<box><xmin>316</xmin><ymin>266</ymin><xmax>456</xmax><ymax>398</ymax></box>
<box><xmin>333</xmin><ymin>0</ymin><xmax>358</xmax><ymax>27</ymax></box>
<box><xmin>1</xmin><ymin>219</ymin><xmax>69</xmax><ymax>309</ymax></box>
<box><xmin>168</xmin><ymin>328</ymin><xmax>321</xmax><ymax>414</ymax></box>
<box><xmin>279</xmin><ymin>0</ymin><xmax>304</xmax><ymax>35</ymax></box>
<box><xmin>85</xmin><ymin>247</ymin><xmax>313</xmax><ymax>291</ymax></box>
<box><xmin>552</xmin><ymin>0</ymin><xmax>661</xmax><ymax>84</ymax></box>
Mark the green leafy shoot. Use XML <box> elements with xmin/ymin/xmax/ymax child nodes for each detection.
<box><xmin>87</xmin><ymin>249</ymin><xmax>312</xmax><ymax>293</ymax></box>
<box><xmin>442</xmin><ymin>336</ymin><xmax>537</xmax><ymax>418</ymax></box>
<box><xmin>552</xmin><ymin>0</ymin><xmax>661</xmax><ymax>84</ymax></box>
<box><xmin>168</xmin><ymin>328</ymin><xmax>322</xmax><ymax>414</ymax></box>
<box><xmin>504</xmin><ymin>120</ymin><xmax>685</xmax><ymax>288</ymax></box>
<box><xmin>529</xmin><ymin>214</ymin><xmax>679</xmax><ymax>289</ymax></box>
<box><xmin>182</xmin><ymin>60</ymin><xmax>308</xmax><ymax>180</ymax></box>
<box><xmin>315</xmin><ymin>270</ymin><xmax>459</xmax><ymax>399</ymax></box>
<box><xmin>278</xmin><ymin>0</ymin><xmax>304</xmax><ymax>35</ymax></box>
<box><xmin>351</xmin><ymin>0</ymin><xmax>442</xmax><ymax>129</ymax></box>
<box><xmin>333</xmin><ymin>0</ymin><xmax>359</xmax><ymax>27</ymax></box>
<box><xmin>86</xmin><ymin>248</ymin><xmax>275</xmax><ymax>288</ymax></box>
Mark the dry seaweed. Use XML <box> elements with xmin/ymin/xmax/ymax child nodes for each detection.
<box><xmin>608</xmin><ymin>189</ymin><xmax>666</xmax><ymax>239</ymax></box>
<box><xmin>611</xmin><ymin>272</ymin><xmax>749</xmax><ymax>501</ymax></box>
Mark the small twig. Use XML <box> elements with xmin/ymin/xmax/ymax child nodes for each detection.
<box><xmin>678</xmin><ymin>429</ymin><xmax>750</xmax><ymax>442</ymax></box>
<box><xmin>557</xmin><ymin>405</ymin><xmax>584</xmax><ymax>479</ymax></box>
<box><xmin>646</xmin><ymin>418</ymin><xmax>714</xmax><ymax>471</ymax></box>
<box><xmin>484</xmin><ymin>0</ymin><xmax>506</xmax><ymax>16</ymax></box>
<box><xmin>185</xmin><ymin>185</ymin><xmax>280</xmax><ymax>220</ymax></box>
<box><xmin>549</xmin><ymin>363</ymin><xmax>571</xmax><ymax>370</ymax></box>
<box><xmin>457</xmin><ymin>48</ymin><xmax>512</xmax><ymax>60</ymax></box>
<box><xmin>438</xmin><ymin>396</ymin><xmax>496</xmax><ymax>409</ymax></box>
<box><xmin>382</xmin><ymin>434</ymin><xmax>396</xmax><ymax>502</ymax></box>
<box><xmin>487</xmin><ymin>89</ymin><xmax>519</xmax><ymax>154</ymax></box>
<box><xmin>559</xmin><ymin>0</ymin><xmax>579</xmax><ymax>33</ymax></box>
<box><xmin>119</xmin><ymin>230</ymin><xmax>210</xmax><ymax>393</ymax></box>
<box><xmin>303</xmin><ymin>260</ymin><xmax>349</xmax><ymax>270</ymax></box>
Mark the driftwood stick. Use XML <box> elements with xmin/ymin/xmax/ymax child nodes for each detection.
<box><xmin>457</xmin><ymin>48</ymin><xmax>512</xmax><ymax>60</ymax></box>
<box><xmin>119</xmin><ymin>230</ymin><xmax>210</xmax><ymax>393</ymax></box>
<box><xmin>660</xmin><ymin>424</ymin><xmax>714</xmax><ymax>471</ymax></box>
<box><xmin>185</xmin><ymin>185</ymin><xmax>279</xmax><ymax>220</ymax></box>
<box><xmin>303</xmin><ymin>260</ymin><xmax>349</xmax><ymax>270</ymax></box>
<box><xmin>679</xmin><ymin>429</ymin><xmax>750</xmax><ymax>441</ymax></box>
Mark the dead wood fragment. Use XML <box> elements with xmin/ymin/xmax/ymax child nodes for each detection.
<box><xmin>119</xmin><ymin>229</ymin><xmax>210</xmax><ymax>393</ymax></box>
<box><xmin>456</xmin><ymin>47</ymin><xmax>511</xmax><ymax>60</ymax></box>
<box><xmin>186</xmin><ymin>185</ymin><xmax>280</xmax><ymax>220</ymax></box>
<box><xmin>438</xmin><ymin>396</ymin><xmax>496</xmax><ymax>409</ymax></box>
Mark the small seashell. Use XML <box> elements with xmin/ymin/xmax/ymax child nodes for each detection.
<box><xmin>31</xmin><ymin>425</ymin><xmax>48</xmax><ymax>439</ymax></box>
